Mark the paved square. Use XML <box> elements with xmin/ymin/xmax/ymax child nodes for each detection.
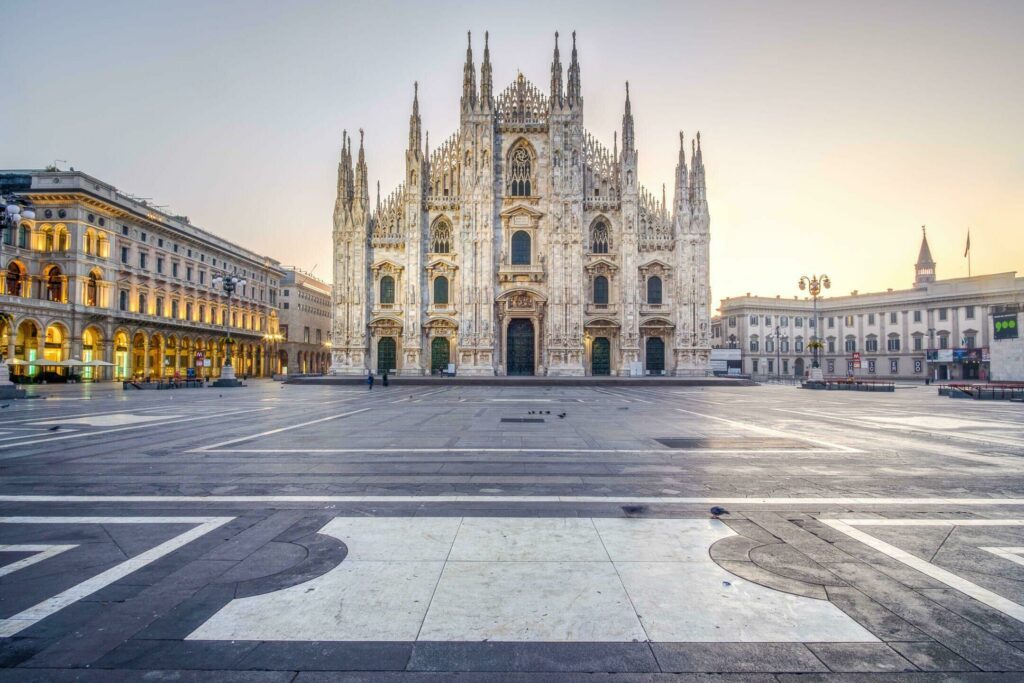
<box><xmin>1</xmin><ymin>379</ymin><xmax>1023</xmax><ymax>680</ymax></box>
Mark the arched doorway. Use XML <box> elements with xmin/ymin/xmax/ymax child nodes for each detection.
<box><xmin>645</xmin><ymin>337</ymin><xmax>665</xmax><ymax>375</ymax></box>
<box><xmin>82</xmin><ymin>327</ymin><xmax>103</xmax><ymax>380</ymax></box>
<box><xmin>15</xmin><ymin>320</ymin><xmax>40</xmax><ymax>377</ymax></box>
<box><xmin>43</xmin><ymin>323</ymin><xmax>69</xmax><ymax>375</ymax></box>
<box><xmin>794</xmin><ymin>357</ymin><xmax>805</xmax><ymax>378</ymax></box>
<box><xmin>377</xmin><ymin>337</ymin><xmax>396</xmax><ymax>374</ymax></box>
<box><xmin>431</xmin><ymin>337</ymin><xmax>450</xmax><ymax>374</ymax></box>
<box><xmin>113</xmin><ymin>331</ymin><xmax>130</xmax><ymax>380</ymax></box>
<box><xmin>507</xmin><ymin>319</ymin><xmax>535</xmax><ymax>376</ymax></box>
<box><xmin>592</xmin><ymin>337</ymin><xmax>611</xmax><ymax>376</ymax></box>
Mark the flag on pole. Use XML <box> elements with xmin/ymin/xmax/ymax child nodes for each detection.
<box><xmin>964</xmin><ymin>230</ymin><xmax>971</xmax><ymax>257</ymax></box>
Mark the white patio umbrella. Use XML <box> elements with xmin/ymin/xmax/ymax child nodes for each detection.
<box><xmin>5</xmin><ymin>358</ymin><xmax>28</xmax><ymax>366</ymax></box>
<box><xmin>58</xmin><ymin>358</ymin><xmax>88</xmax><ymax>367</ymax></box>
<box><xmin>86</xmin><ymin>360</ymin><xmax>115</xmax><ymax>367</ymax></box>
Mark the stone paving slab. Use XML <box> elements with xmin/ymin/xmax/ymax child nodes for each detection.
<box><xmin>1</xmin><ymin>382</ymin><xmax>1024</xmax><ymax>679</ymax></box>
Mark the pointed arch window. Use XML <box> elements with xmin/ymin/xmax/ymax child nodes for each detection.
<box><xmin>591</xmin><ymin>220</ymin><xmax>610</xmax><ymax>254</ymax></box>
<box><xmin>430</xmin><ymin>219</ymin><xmax>452</xmax><ymax>254</ymax></box>
<box><xmin>433</xmin><ymin>276</ymin><xmax>449</xmax><ymax>305</ymax></box>
<box><xmin>647</xmin><ymin>276</ymin><xmax>662</xmax><ymax>305</ymax></box>
<box><xmin>508</xmin><ymin>143</ymin><xmax>532</xmax><ymax>197</ymax></box>
<box><xmin>593</xmin><ymin>276</ymin><xmax>609</xmax><ymax>305</ymax></box>
<box><xmin>379</xmin><ymin>275</ymin><xmax>395</xmax><ymax>305</ymax></box>
<box><xmin>511</xmin><ymin>231</ymin><xmax>531</xmax><ymax>265</ymax></box>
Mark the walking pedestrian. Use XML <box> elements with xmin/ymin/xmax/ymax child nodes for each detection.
<box><xmin>382</xmin><ymin>369</ymin><xmax>389</xmax><ymax>387</ymax></box>
<box><xmin>367</xmin><ymin>371</ymin><xmax>374</xmax><ymax>390</ymax></box>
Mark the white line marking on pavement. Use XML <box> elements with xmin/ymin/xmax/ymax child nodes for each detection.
<box><xmin>981</xmin><ymin>547</ymin><xmax>1024</xmax><ymax>567</ymax></box>
<box><xmin>0</xmin><ymin>544</ymin><xmax>77</xmax><ymax>577</ymax></box>
<box><xmin>674</xmin><ymin>408</ymin><xmax>861</xmax><ymax>453</ymax></box>
<box><xmin>0</xmin><ymin>408</ymin><xmax>273</xmax><ymax>456</ymax></box>
<box><xmin>197</xmin><ymin>447</ymin><xmax>848</xmax><ymax>454</ymax></box>
<box><xmin>190</xmin><ymin>408</ymin><xmax>371</xmax><ymax>451</ymax></box>
<box><xmin>0</xmin><ymin>516</ymin><xmax>233</xmax><ymax>637</ymax></box>
<box><xmin>3</xmin><ymin>495</ymin><xmax>1024</xmax><ymax>505</ymax></box>
<box><xmin>822</xmin><ymin>518</ymin><xmax>1024</xmax><ymax>624</ymax></box>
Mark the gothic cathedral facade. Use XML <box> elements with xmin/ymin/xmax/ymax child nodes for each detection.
<box><xmin>330</xmin><ymin>33</ymin><xmax>711</xmax><ymax>377</ymax></box>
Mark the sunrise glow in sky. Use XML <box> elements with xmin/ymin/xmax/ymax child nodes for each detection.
<box><xmin>2</xmin><ymin>0</ymin><xmax>1021</xmax><ymax>304</ymax></box>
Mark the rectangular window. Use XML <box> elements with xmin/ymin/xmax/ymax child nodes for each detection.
<box><xmin>845</xmin><ymin>315</ymin><xmax>854</xmax><ymax>326</ymax></box>
<box><xmin>809</xmin><ymin>318</ymin><xmax>816</xmax><ymax>329</ymax></box>
<box><xmin>767</xmin><ymin>359</ymin><xmax>774</xmax><ymax>373</ymax></box>
<box><xmin>887</xmin><ymin>337</ymin><xmax>900</xmax><ymax>351</ymax></box>
<box><xmin>828</xmin><ymin>317</ymin><xmax>834</xmax><ymax>328</ymax></box>
<box><xmin>752</xmin><ymin>359</ymin><xmax>759</xmax><ymax>373</ymax></box>
<box><xmin>890</xmin><ymin>312</ymin><xmax>897</xmax><ymax>324</ymax></box>
<box><xmin>866</xmin><ymin>338</ymin><xmax>878</xmax><ymax>352</ymax></box>
<box><xmin>827</xmin><ymin>339</ymin><xmax>835</xmax><ymax>353</ymax></box>
<box><xmin>749</xmin><ymin>315</ymin><xmax>757</xmax><ymax>325</ymax></box>
<box><xmin>913</xmin><ymin>336</ymin><xmax>923</xmax><ymax>351</ymax></box>
<box><xmin>965</xmin><ymin>305</ymin><xmax>975</xmax><ymax>319</ymax></box>
<box><xmin>868</xmin><ymin>313</ymin><xmax>875</xmax><ymax>325</ymax></box>
<box><xmin>939</xmin><ymin>335</ymin><xmax>949</xmax><ymax>349</ymax></box>
<box><xmin>782</xmin><ymin>359</ymin><xmax>789</xmax><ymax>374</ymax></box>
<box><xmin>199</xmin><ymin>271</ymin><xmax>206</xmax><ymax>284</ymax></box>
<box><xmin>847</xmin><ymin>360</ymin><xmax>854</xmax><ymax>373</ymax></box>
<box><xmin>120</xmin><ymin>246</ymin><xmax>129</xmax><ymax>263</ymax></box>
<box><xmin>764</xmin><ymin>315</ymin><xmax>772</xmax><ymax>326</ymax></box>
<box><xmin>964</xmin><ymin>335</ymin><xmax>976</xmax><ymax>349</ymax></box>
<box><xmin>156</xmin><ymin>257</ymin><xmax>164</xmax><ymax>274</ymax></box>
<box><xmin>140</xmin><ymin>232</ymin><xmax>147</xmax><ymax>242</ymax></box>
<box><xmin>187</xmin><ymin>267</ymin><xmax>193</xmax><ymax>281</ymax></box>
<box><xmin>172</xmin><ymin>263</ymin><xmax>179</xmax><ymax>278</ymax></box>
<box><xmin>795</xmin><ymin>317</ymin><xmax>803</xmax><ymax>328</ymax></box>
<box><xmin>939</xmin><ymin>308</ymin><xmax>948</xmax><ymax>321</ymax></box>
<box><xmin>303</xmin><ymin>327</ymin><xmax>310</xmax><ymax>343</ymax></box>
<box><xmin>845</xmin><ymin>339</ymin><xmax>856</xmax><ymax>352</ymax></box>
<box><xmin>316</xmin><ymin>329</ymin><xmax>322</xmax><ymax>344</ymax></box>
<box><xmin>868</xmin><ymin>359</ymin><xmax>876</xmax><ymax>374</ymax></box>
<box><xmin>283</xmin><ymin>302</ymin><xmax>289</xmax><ymax>309</ymax></box>
<box><xmin>913</xmin><ymin>310</ymin><xmax>922</xmax><ymax>323</ymax></box>
<box><xmin>889</xmin><ymin>359</ymin><xmax>898</xmax><ymax>374</ymax></box>
<box><xmin>139</xmin><ymin>253</ymin><xmax>147</xmax><ymax>269</ymax></box>
<box><xmin>121</xmin><ymin>226</ymin><xmax>129</xmax><ymax>236</ymax></box>
<box><xmin>728</xmin><ymin>316</ymin><xmax>736</xmax><ymax>328</ymax></box>
<box><xmin>158</xmin><ymin>238</ymin><xmax>164</xmax><ymax>247</ymax></box>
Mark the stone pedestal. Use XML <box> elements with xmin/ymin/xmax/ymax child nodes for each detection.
<box><xmin>809</xmin><ymin>366</ymin><xmax>824</xmax><ymax>382</ymax></box>
<box><xmin>0</xmin><ymin>364</ymin><xmax>25</xmax><ymax>399</ymax></box>
<box><xmin>212</xmin><ymin>363</ymin><xmax>243</xmax><ymax>388</ymax></box>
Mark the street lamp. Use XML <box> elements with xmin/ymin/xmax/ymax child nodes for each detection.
<box><xmin>774</xmin><ymin>325</ymin><xmax>788</xmax><ymax>382</ymax></box>
<box><xmin>211</xmin><ymin>274</ymin><xmax>246</xmax><ymax>386</ymax></box>
<box><xmin>798</xmin><ymin>274</ymin><xmax>831</xmax><ymax>380</ymax></box>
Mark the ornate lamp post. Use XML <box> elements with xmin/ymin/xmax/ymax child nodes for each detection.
<box><xmin>798</xmin><ymin>274</ymin><xmax>831</xmax><ymax>382</ymax></box>
<box><xmin>774</xmin><ymin>325</ymin><xmax>788</xmax><ymax>381</ymax></box>
<box><xmin>0</xmin><ymin>197</ymin><xmax>34</xmax><ymax>396</ymax></box>
<box><xmin>212</xmin><ymin>274</ymin><xmax>246</xmax><ymax>387</ymax></box>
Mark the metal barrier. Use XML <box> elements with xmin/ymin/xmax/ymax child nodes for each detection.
<box><xmin>938</xmin><ymin>383</ymin><xmax>1024</xmax><ymax>401</ymax></box>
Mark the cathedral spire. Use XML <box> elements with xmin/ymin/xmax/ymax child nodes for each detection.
<box><xmin>408</xmin><ymin>82</ymin><xmax>422</xmax><ymax>152</ymax></box>
<box><xmin>461</xmin><ymin>31</ymin><xmax>477</xmax><ymax>112</ymax></box>
<box><xmin>354</xmin><ymin>128</ymin><xmax>369</xmax><ymax>209</ymax></box>
<box><xmin>621</xmin><ymin>82</ymin><xmax>635</xmax><ymax>156</ymax></box>
<box><xmin>480</xmin><ymin>30</ymin><xmax>493</xmax><ymax>107</ymax></box>
<box><xmin>567</xmin><ymin>31</ymin><xmax>581</xmax><ymax>108</ymax></box>
<box><xmin>376</xmin><ymin>180</ymin><xmax>381</xmax><ymax>215</ymax></box>
<box><xmin>335</xmin><ymin>130</ymin><xmax>352</xmax><ymax>216</ymax></box>
<box><xmin>674</xmin><ymin>130</ymin><xmax>689</xmax><ymax>214</ymax></box>
<box><xmin>550</xmin><ymin>31</ymin><xmax>563</xmax><ymax>107</ymax></box>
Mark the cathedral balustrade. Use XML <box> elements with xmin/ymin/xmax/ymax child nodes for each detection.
<box><xmin>586</xmin><ymin>303</ymin><xmax>619</xmax><ymax>315</ymax></box>
<box><xmin>641</xmin><ymin>302</ymin><xmax>669</xmax><ymax>316</ymax></box>
<box><xmin>498</xmin><ymin>262</ymin><xmax>545</xmax><ymax>284</ymax></box>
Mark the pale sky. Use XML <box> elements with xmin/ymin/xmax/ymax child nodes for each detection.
<box><xmin>2</xmin><ymin>0</ymin><xmax>1021</xmax><ymax>304</ymax></box>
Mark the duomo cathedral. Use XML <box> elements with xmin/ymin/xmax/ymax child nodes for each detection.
<box><xmin>330</xmin><ymin>32</ymin><xmax>711</xmax><ymax>376</ymax></box>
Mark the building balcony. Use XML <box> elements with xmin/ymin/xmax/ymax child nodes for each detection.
<box><xmin>640</xmin><ymin>302</ymin><xmax>669</xmax><ymax>316</ymax></box>
<box><xmin>498</xmin><ymin>263</ymin><xmax>545</xmax><ymax>284</ymax></box>
<box><xmin>373</xmin><ymin>303</ymin><xmax>402</xmax><ymax>315</ymax></box>
<box><xmin>586</xmin><ymin>303</ymin><xmax>619</xmax><ymax>317</ymax></box>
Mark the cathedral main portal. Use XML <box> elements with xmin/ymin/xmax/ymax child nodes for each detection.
<box><xmin>506</xmin><ymin>319</ymin><xmax>536</xmax><ymax>376</ymax></box>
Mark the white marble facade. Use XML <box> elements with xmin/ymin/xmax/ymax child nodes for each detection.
<box><xmin>330</xmin><ymin>32</ymin><xmax>711</xmax><ymax>377</ymax></box>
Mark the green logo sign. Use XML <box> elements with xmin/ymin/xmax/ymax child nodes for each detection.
<box><xmin>994</xmin><ymin>314</ymin><xmax>1019</xmax><ymax>340</ymax></box>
